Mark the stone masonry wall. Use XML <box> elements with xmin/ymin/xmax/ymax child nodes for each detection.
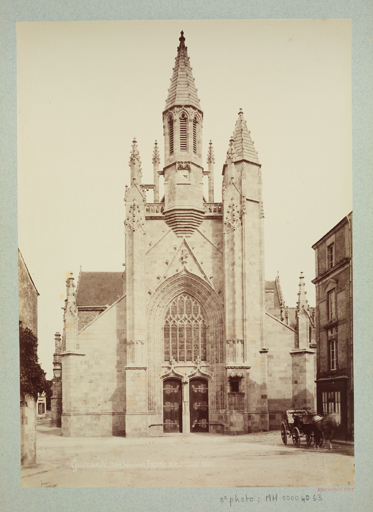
<box><xmin>265</xmin><ymin>313</ymin><xmax>296</xmax><ymax>429</ymax></box>
<box><xmin>62</xmin><ymin>297</ymin><xmax>126</xmax><ymax>436</ymax></box>
<box><xmin>18</xmin><ymin>252</ymin><xmax>38</xmax><ymax>336</ymax></box>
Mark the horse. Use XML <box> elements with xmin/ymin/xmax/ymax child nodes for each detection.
<box><xmin>312</xmin><ymin>413</ymin><xmax>339</xmax><ymax>449</ymax></box>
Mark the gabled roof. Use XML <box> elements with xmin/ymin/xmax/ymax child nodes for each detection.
<box><xmin>265</xmin><ymin>279</ymin><xmax>282</xmax><ymax>309</ymax></box>
<box><xmin>164</xmin><ymin>31</ymin><xmax>201</xmax><ymax>111</ymax></box>
<box><xmin>232</xmin><ymin>109</ymin><xmax>260</xmax><ymax>165</ymax></box>
<box><xmin>76</xmin><ymin>271</ymin><xmax>124</xmax><ymax>307</ymax></box>
<box><xmin>312</xmin><ymin>212</ymin><xmax>352</xmax><ymax>249</ymax></box>
<box><xmin>18</xmin><ymin>248</ymin><xmax>39</xmax><ymax>295</ymax></box>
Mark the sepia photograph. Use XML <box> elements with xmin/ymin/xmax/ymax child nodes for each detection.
<box><xmin>16</xmin><ymin>19</ymin><xmax>356</xmax><ymax>490</ymax></box>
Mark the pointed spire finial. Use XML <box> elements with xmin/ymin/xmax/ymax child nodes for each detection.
<box><xmin>207</xmin><ymin>140</ymin><xmax>215</xmax><ymax>165</ymax></box>
<box><xmin>129</xmin><ymin>138</ymin><xmax>141</xmax><ymax>165</ymax></box>
<box><xmin>297</xmin><ymin>272</ymin><xmax>308</xmax><ymax>311</ymax></box>
<box><xmin>165</xmin><ymin>31</ymin><xmax>201</xmax><ymax>110</ymax></box>
<box><xmin>152</xmin><ymin>140</ymin><xmax>160</xmax><ymax>165</ymax></box>
<box><xmin>129</xmin><ymin>138</ymin><xmax>142</xmax><ymax>182</ymax></box>
<box><xmin>226</xmin><ymin>137</ymin><xmax>236</xmax><ymax>162</ymax></box>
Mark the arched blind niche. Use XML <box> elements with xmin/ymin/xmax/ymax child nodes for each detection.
<box><xmin>164</xmin><ymin>294</ymin><xmax>206</xmax><ymax>362</ymax></box>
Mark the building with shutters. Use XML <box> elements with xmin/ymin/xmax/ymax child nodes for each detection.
<box><xmin>54</xmin><ymin>32</ymin><xmax>317</xmax><ymax>437</ymax></box>
<box><xmin>312</xmin><ymin>213</ymin><xmax>353</xmax><ymax>440</ymax></box>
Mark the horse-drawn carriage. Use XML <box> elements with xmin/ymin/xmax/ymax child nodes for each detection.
<box><xmin>281</xmin><ymin>409</ymin><xmax>324</xmax><ymax>448</ymax></box>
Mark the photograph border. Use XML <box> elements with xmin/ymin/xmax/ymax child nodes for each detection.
<box><xmin>1</xmin><ymin>1</ymin><xmax>372</xmax><ymax>510</ymax></box>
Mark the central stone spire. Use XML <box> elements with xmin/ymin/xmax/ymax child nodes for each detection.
<box><xmin>164</xmin><ymin>31</ymin><xmax>201</xmax><ymax>111</ymax></box>
<box><xmin>160</xmin><ymin>32</ymin><xmax>205</xmax><ymax>237</ymax></box>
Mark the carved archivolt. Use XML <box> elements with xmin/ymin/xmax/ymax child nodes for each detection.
<box><xmin>147</xmin><ymin>272</ymin><xmax>224</xmax><ymax>411</ymax></box>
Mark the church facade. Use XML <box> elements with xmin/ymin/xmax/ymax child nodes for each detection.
<box><xmin>53</xmin><ymin>32</ymin><xmax>316</xmax><ymax>437</ymax></box>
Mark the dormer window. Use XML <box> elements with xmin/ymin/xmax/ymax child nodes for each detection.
<box><xmin>168</xmin><ymin>115</ymin><xmax>174</xmax><ymax>155</ymax></box>
<box><xmin>180</xmin><ymin>113</ymin><xmax>187</xmax><ymax>151</ymax></box>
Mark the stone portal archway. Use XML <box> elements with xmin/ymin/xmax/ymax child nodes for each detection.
<box><xmin>147</xmin><ymin>270</ymin><xmax>224</xmax><ymax>419</ymax></box>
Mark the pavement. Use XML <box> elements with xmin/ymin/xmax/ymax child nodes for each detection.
<box><xmin>21</xmin><ymin>421</ymin><xmax>355</xmax><ymax>488</ymax></box>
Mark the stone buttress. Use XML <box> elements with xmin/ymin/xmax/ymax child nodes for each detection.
<box><xmin>124</xmin><ymin>139</ymin><xmax>148</xmax><ymax>436</ymax></box>
<box><xmin>222</xmin><ymin>110</ymin><xmax>267</xmax><ymax>432</ymax></box>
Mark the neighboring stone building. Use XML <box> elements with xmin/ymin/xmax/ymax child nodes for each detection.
<box><xmin>18</xmin><ymin>249</ymin><xmax>39</xmax><ymax>465</ymax></box>
<box><xmin>18</xmin><ymin>249</ymin><xmax>38</xmax><ymax>336</ymax></box>
<box><xmin>55</xmin><ymin>32</ymin><xmax>316</xmax><ymax>437</ymax></box>
<box><xmin>312</xmin><ymin>212</ymin><xmax>353</xmax><ymax>440</ymax></box>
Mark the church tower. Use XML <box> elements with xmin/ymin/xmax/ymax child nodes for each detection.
<box><xmin>223</xmin><ymin>110</ymin><xmax>267</xmax><ymax>432</ymax></box>
<box><xmin>160</xmin><ymin>31</ymin><xmax>206</xmax><ymax>236</ymax></box>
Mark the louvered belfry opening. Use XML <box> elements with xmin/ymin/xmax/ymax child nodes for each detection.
<box><xmin>168</xmin><ymin>115</ymin><xmax>174</xmax><ymax>154</ymax></box>
<box><xmin>164</xmin><ymin>294</ymin><xmax>207</xmax><ymax>362</ymax></box>
<box><xmin>193</xmin><ymin>117</ymin><xmax>197</xmax><ymax>154</ymax></box>
<box><xmin>180</xmin><ymin>113</ymin><xmax>187</xmax><ymax>151</ymax></box>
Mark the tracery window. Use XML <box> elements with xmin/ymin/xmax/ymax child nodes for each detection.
<box><xmin>164</xmin><ymin>294</ymin><xmax>206</xmax><ymax>362</ymax></box>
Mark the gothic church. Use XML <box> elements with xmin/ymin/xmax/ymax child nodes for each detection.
<box><xmin>52</xmin><ymin>32</ymin><xmax>316</xmax><ymax>436</ymax></box>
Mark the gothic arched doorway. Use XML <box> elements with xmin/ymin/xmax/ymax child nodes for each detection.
<box><xmin>163</xmin><ymin>378</ymin><xmax>182</xmax><ymax>433</ymax></box>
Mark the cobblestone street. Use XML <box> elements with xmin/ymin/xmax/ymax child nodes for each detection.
<box><xmin>21</xmin><ymin>422</ymin><xmax>354</xmax><ymax>488</ymax></box>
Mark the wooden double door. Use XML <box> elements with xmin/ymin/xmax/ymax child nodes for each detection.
<box><xmin>163</xmin><ymin>378</ymin><xmax>209</xmax><ymax>433</ymax></box>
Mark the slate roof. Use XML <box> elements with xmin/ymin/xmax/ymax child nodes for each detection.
<box><xmin>76</xmin><ymin>272</ymin><xmax>124</xmax><ymax>307</ymax></box>
<box><xmin>165</xmin><ymin>31</ymin><xmax>201</xmax><ymax>111</ymax></box>
<box><xmin>265</xmin><ymin>280</ymin><xmax>281</xmax><ymax>309</ymax></box>
<box><xmin>232</xmin><ymin>109</ymin><xmax>260</xmax><ymax>165</ymax></box>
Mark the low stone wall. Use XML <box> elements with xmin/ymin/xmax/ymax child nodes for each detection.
<box><xmin>21</xmin><ymin>395</ymin><xmax>36</xmax><ymax>467</ymax></box>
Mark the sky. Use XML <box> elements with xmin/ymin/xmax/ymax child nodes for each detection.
<box><xmin>17</xmin><ymin>19</ymin><xmax>352</xmax><ymax>378</ymax></box>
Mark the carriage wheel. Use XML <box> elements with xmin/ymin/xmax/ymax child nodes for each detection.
<box><xmin>306</xmin><ymin>432</ymin><xmax>313</xmax><ymax>446</ymax></box>
<box><xmin>281</xmin><ymin>423</ymin><xmax>287</xmax><ymax>445</ymax></box>
<box><xmin>292</xmin><ymin>427</ymin><xmax>301</xmax><ymax>447</ymax></box>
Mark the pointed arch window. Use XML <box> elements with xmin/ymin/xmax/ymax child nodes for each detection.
<box><xmin>193</xmin><ymin>117</ymin><xmax>198</xmax><ymax>154</ymax></box>
<box><xmin>168</xmin><ymin>115</ymin><xmax>174</xmax><ymax>155</ymax></box>
<box><xmin>164</xmin><ymin>294</ymin><xmax>206</xmax><ymax>362</ymax></box>
<box><xmin>180</xmin><ymin>113</ymin><xmax>187</xmax><ymax>151</ymax></box>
